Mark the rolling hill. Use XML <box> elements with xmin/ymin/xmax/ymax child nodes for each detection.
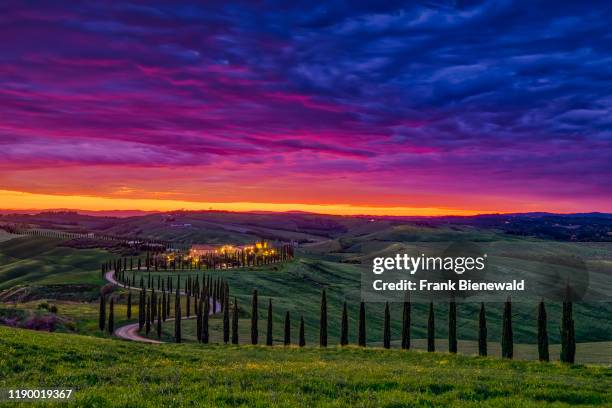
<box><xmin>1</xmin><ymin>326</ymin><xmax>610</xmax><ymax>407</ymax></box>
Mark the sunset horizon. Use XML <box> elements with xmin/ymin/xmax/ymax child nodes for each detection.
<box><xmin>2</xmin><ymin>3</ymin><xmax>610</xmax><ymax>217</ymax></box>
<box><xmin>1</xmin><ymin>2</ymin><xmax>611</xmax><ymax>405</ymax></box>
<box><xmin>1</xmin><ymin>189</ymin><xmax>609</xmax><ymax>218</ymax></box>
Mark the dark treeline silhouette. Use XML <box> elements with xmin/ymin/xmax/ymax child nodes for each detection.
<box><xmin>103</xmin><ymin>241</ymin><xmax>294</xmax><ymax>276</ymax></box>
<box><xmin>560</xmin><ymin>285</ymin><xmax>576</xmax><ymax>363</ymax></box>
<box><xmin>100</xmin><ymin>280</ymin><xmax>580</xmax><ymax>365</ymax></box>
<box><xmin>102</xmin><ymin>243</ymin><xmax>294</xmax><ymax>294</ymax></box>
<box><xmin>478</xmin><ymin>302</ymin><xmax>487</xmax><ymax>357</ymax></box>
<box><xmin>538</xmin><ymin>300</ymin><xmax>549</xmax><ymax>362</ymax></box>
<box><xmin>21</xmin><ymin>227</ymin><xmax>170</xmax><ymax>252</ymax></box>
<box><xmin>266</xmin><ymin>299</ymin><xmax>273</xmax><ymax>346</ymax></box>
<box><xmin>501</xmin><ymin>297</ymin><xmax>513</xmax><ymax>359</ymax></box>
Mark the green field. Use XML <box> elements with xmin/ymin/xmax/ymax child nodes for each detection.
<box><xmin>1</xmin><ymin>229</ymin><xmax>611</xmax><ymax>349</ymax></box>
<box><xmin>143</xmin><ymin>314</ymin><xmax>611</xmax><ymax>365</ymax></box>
<box><xmin>0</xmin><ymin>234</ymin><xmax>110</xmax><ymax>306</ymax></box>
<box><xmin>0</xmin><ymin>221</ymin><xmax>611</xmax><ymax>406</ymax></box>
<box><xmin>0</xmin><ymin>235</ymin><xmax>108</xmax><ymax>291</ymax></box>
<box><xmin>1</xmin><ymin>326</ymin><xmax>610</xmax><ymax>407</ymax></box>
<box><xmin>121</xmin><ymin>256</ymin><xmax>612</xmax><ymax>346</ymax></box>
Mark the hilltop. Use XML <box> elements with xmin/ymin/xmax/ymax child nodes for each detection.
<box><xmin>3</xmin><ymin>210</ymin><xmax>612</xmax><ymax>244</ymax></box>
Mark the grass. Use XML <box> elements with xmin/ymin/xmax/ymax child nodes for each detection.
<box><xmin>1</xmin><ymin>326</ymin><xmax>611</xmax><ymax>407</ymax></box>
<box><xmin>0</xmin><ymin>235</ymin><xmax>109</xmax><ymax>296</ymax></box>
<box><xmin>0</xmin><ymin>300</ymin><xmax>134</xmax><ymax>336</ymax></box>
<box><xmin>146</xmin><ymin>317</ymin><xmax>612</xmax><ymax>365</ymax></box>
<box><xmin>1</xmin><ymin>231</ymin><xmax>610</xmax><ymax>350</ymax></box>
<box><xmin>120</xmin><ymin>256</ymin><xmax>612</xmax><ymax>346</ymax></box>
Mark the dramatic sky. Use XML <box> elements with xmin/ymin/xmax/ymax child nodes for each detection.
<box><xmin>1</xmin><ymin>1</ymin><xmax>611</xmax><ymax>215</ymax></box>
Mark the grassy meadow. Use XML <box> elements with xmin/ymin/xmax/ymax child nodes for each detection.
<box><xmin>0</xmin><ymin>234</ymin><xmax>108</xmax><ymax>293</ymax></box>
<box><xmin>123</xmin><ymin>255</ymin><xmax>612</xmax><ymax>346</ymax></box>
<box><xmin>1</xmin><ymin>326</ymin><xmax>611</xmax><ymax>407</ymax></box>
<box><xmin>1</xmin><ymin>229</ymin><xmax>611</xmax><ymax>355</ymax></box>
<box><xmin>0</xmin><ymin>220</ymin><xmax>611</xmax><ymax>406</ymax></box>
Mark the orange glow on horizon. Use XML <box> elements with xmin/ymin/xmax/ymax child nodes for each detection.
<box><xmin>0</xmin><ymin>189</ymin><xmax>496</xmax><ymax>217</ymax></box>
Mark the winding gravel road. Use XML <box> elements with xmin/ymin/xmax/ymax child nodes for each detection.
<box><xmin>104</xmin><ymin>270</ymin><xmax>218</xmax><ymax>344</ymax></box>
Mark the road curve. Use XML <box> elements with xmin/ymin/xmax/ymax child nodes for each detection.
<box><xmin>104</xmin><ymin>270</ymin><xmax>217</xmax><ymax>344</ymax></box>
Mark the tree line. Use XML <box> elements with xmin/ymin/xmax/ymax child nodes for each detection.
<box><xmin>101</xmin><ymin>244</ymin><xmax>294</xmax><ymax>277</ymax></box>
<box><xmin>100</xmin><ymin>282</ymin><xmax>577</xmax><ymax>364</ymax></box>
<box><xmin>20</xmin><ymin>228</ymin><xmax>170</xmax><ymax>251</ymax></box>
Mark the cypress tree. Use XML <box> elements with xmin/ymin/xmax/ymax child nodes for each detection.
<box><xmin>266</xmin><ymin>298</ymin><xmax>273</xmax><ymax>346</ymax></box>
<box><xmin>138</xmin><ymin>287</ymin><xmax>145</xmax><ymax>330</ymax></box>
<box><xmin>220</xmin><ymin>281</ymin><xmax>225</xmax><ymax>312</ymax></box>
<box><xmin>212</xmin><ymin>289</ymin><xmax>217</xmax><ymax>315</ymax></box>
<box><xmin>162</xmin><ymin>291</ymin><xmax>167</xmax><ymax>321</ymax></box>
<box><xmin>108</xmin><ymin>297</ymin><xmax>114</xmax><ymax>334</ymax></box>
<box><xmin>358</xmin><ymin>301</ymin><xmax>366</xmax><ymax>347</ymax></box>
<box><xmin>196</xmin><ymin>298</ymin><xmax>203</xmax><ymax>342</ymax></box>
<box><xmin>98</xmin><ymin>294</ymin><xmax>106</xmax><ymax>332</ymax></box>
<box><xmin>186</xmin><ymin>292</ymin><xmax>191</xmax><ymax>319</ymax></box>
<box><xmin>537</xmin><ymin>300</ymin><xmax>549</xmax><ymax>362</ymax></box>
<box><xmin>284</xmin><ymin>311</ymin><xmax>291</xmax><ymax>345</ymax></box>
<box><xmin>232</xmin><ymin>297</ymin><xmax>239</xmax><ymax>345</ymax></box>
<box><xmin>448</xmin><ymin>298</ymin><xmax>457</xmax><ymax>353</ymax></box>
<box><xmin>166</xmin><ymin>287</ymin><xmax>170</xmax><ymax>318</ymax></box>
<box><xmin>202</xmin><ymin>295</ymin><xmax>210</xmax><ymax>344</ymax></box>
<box><xmin>127</xmin><ymin>291</ymin><xmax>132</xmax><ymax>319</ymax></box>
<box><xmin>157</xmin><ymin>301</ymin><xmax>162</xmax><ymax>339</ymax></box>
<box><xmin>223</xmin><ymin>295</ymin><xmax>230</xmax><ymax>344</ymax></box>
<box><xmin>340</xmin><ymin>301</ymin><xmax>348</xmax><ymax>346</ymax></box>
<box><xmin>560</xmin><ymin>285</ymin><xmax>576</xmax><ymax>363</ymax></box>
<box><xmin>383</xmin><ymin>302</ymin><xmax>391</xmax><ymax>349</ymax></box>
<box><xmin>151</xmin><ymin>290</ymin><xmax>157</xmax><ymax>322</ymax></box>
<box><xmin>251</xmin><ymin>289</ymin><xmax>258</xmax><ymax>345</ymax></box>
<box><xmin>174</xmin><ymin>289</ymin><xmax>181</xmax><ymax>343</ymax></box>
<box><xmin>299</xmin><ymin>315</ymin><xmax>305</xmax><ymax>347</ymax></box>
<box><xmin>401</xmin><ymin>295</ymin><xmax>411</xmax><ymax>349</ymax></box>
<box><xmin>145</xmin><ymin>295</ymin><xmax>151</xmax><ymax>335</ymax></box>
<box><xmin>225</xmin><ymin>283</ymin><xmax>230</xmax><ymax>311</ymax></box>
<box><xmin>319</xmin><ymin>289</ymin><xmax>327</xmax><ymax>347</ymax></box>
<box><xmin>478</xmin><ymin>302</ymin><xmax>487</xmax><ymax>357</ymax></box>
<box><xmin>501</xmin><ymin>297</ymin><xmax>513</xmax><ymax>359</ymax></box>
<box><xmin>427</xmin><ymin>302</ymin><xmax>435</xmax><ymax>352</ymax></box>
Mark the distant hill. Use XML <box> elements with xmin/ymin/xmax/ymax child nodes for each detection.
<box><xmin>0</xmin><ymin>209</ymin><xmax>157</xmax><ymax>217</ymax></box>
<box><xmin>2</xmin><ymin>210</ymin><xmax>611</xmax><ymax>242</ymax></box>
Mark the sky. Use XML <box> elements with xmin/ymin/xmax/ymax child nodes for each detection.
<box><xmin>0</xmin><ymin>1</ymin><xmax>611</xmax><ymax>216</ymax></box>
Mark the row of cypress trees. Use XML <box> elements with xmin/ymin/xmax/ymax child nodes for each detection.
<box><xmin>102</xmin><ymin>244</ymin><xmax>294</xmax><ymax>277</ymax></box>
<box><xmin>98</xmin><ymin>294</ymin><xmax>114</xmax><ymax>335</ymax></box>
<box><xmin>212</xmin><ymin>289</ymin><xmax>576</xmax><ymax>363</ymax></box>
<box><xmin>99</xmin><ymin>284</ymin><xmax>577</xmax><ymax>364</ymax></box>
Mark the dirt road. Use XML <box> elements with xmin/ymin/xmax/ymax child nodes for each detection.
<box><xmin>104</xmin><ymin>270</ymin><xmax>218</xmax><ymax>343</ymax></box>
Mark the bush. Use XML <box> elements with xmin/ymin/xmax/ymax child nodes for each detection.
<box><xmin>49</xmin><ymin>305</ymin><xmax>58</xmax><ymax>314</ymax></box>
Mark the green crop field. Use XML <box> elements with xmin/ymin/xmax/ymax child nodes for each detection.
<box><xmin>0</xmin><ymin>235</ymin><xmax>109</xmax><ymax>297</ymax></box>
<box><xmin>1</xmin><ymin>326</ymin><xmax>611</xmax><ymax>407</ymax></box>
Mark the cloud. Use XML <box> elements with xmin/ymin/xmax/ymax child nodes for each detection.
<box><xmin>0</xmin><ymin>0</ymin><xmax>610</xmax><ymax>212</ymax></box>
